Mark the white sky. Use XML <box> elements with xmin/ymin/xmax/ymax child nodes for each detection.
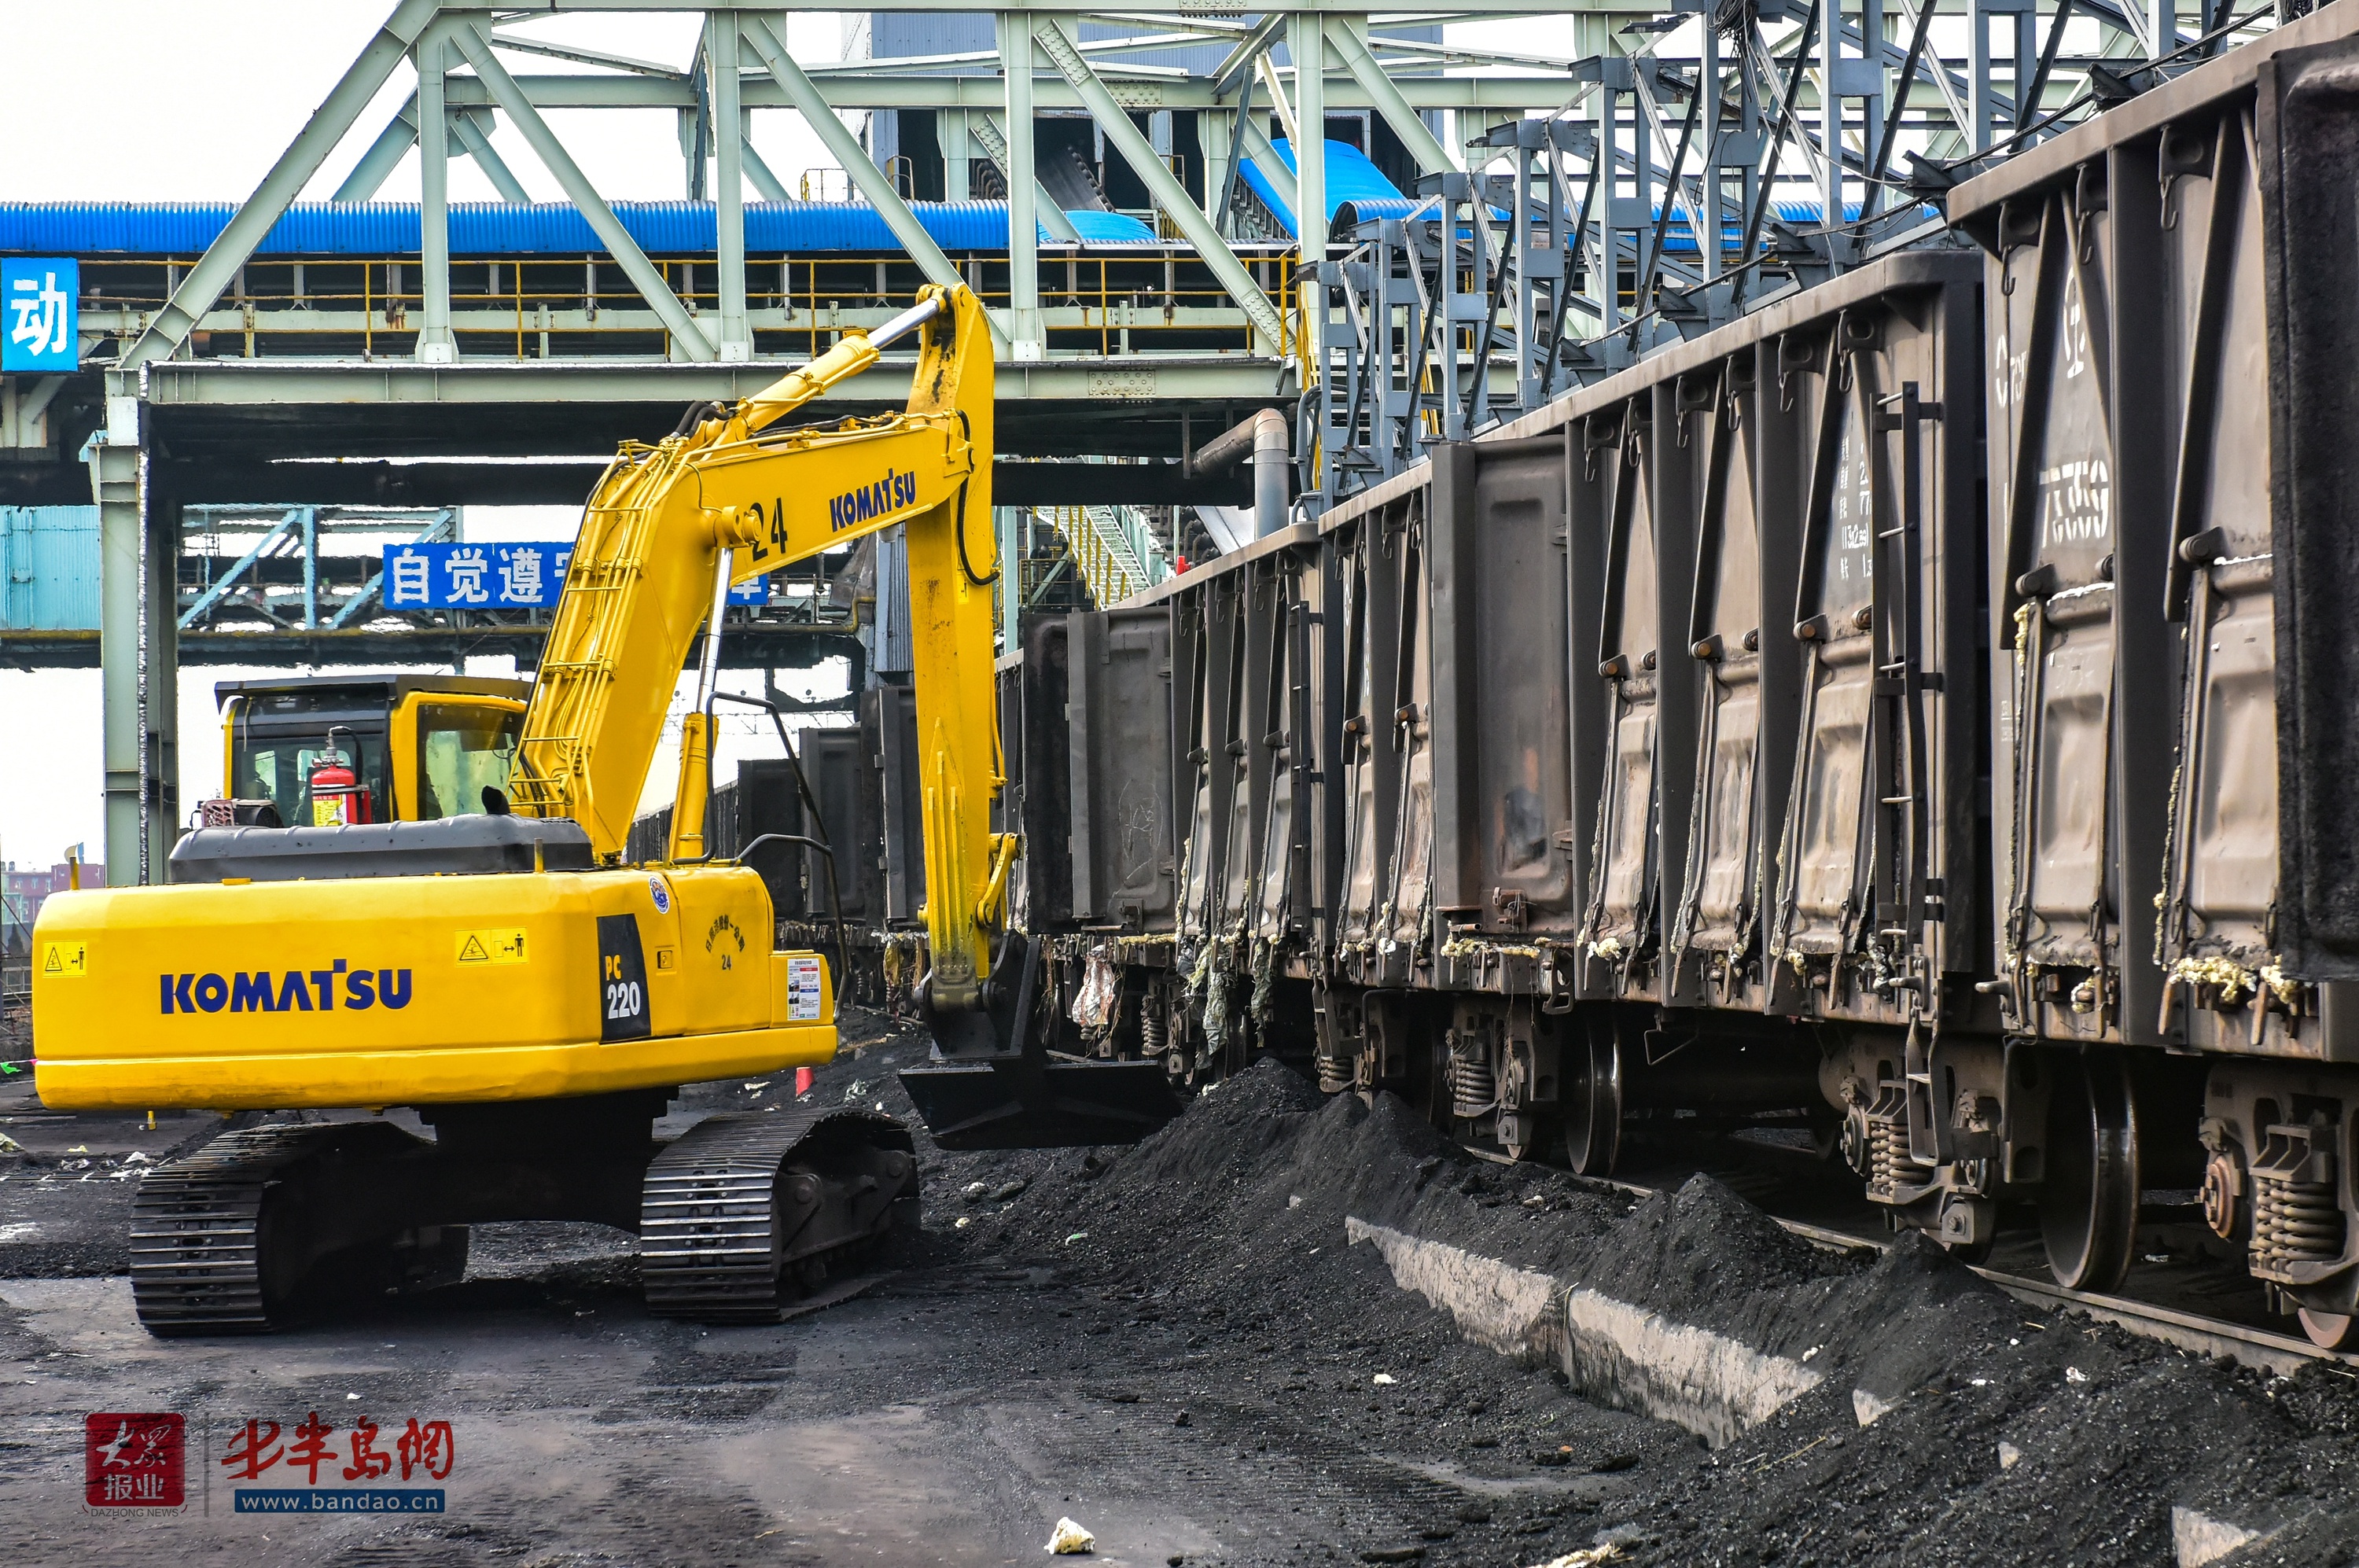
<box><xmin>0</xmin><ymin>2</ymin><xmax>1627</xmax><ymax>870</ymax></box>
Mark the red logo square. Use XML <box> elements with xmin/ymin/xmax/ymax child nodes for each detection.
<box><xmin>84</xmin><ymin>1413</ymin><xmax>185</xmax><ymax>1507</ymax></box>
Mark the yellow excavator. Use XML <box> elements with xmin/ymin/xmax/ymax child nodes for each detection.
<box><xmin>29</xmin><ymin>284</ymin><xmax>1171</xmax><ymax>1334</ymax></box>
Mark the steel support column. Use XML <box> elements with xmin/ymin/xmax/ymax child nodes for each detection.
<box><xmin>710</xmin><ymin>10</ymin><xmax>751</xmax><ymax>360</ymax></box>
<box><xmin>92</xmin><ymin>383</ymin><xmax>175</xmax><ymax>885</ymax></box>
<box><xmin>1292</xmin><ymin>13</ymin><xmax>1326</xmax><ymax>263</ymax></box>
<box><xmin>93</xmin><ymin>403</ymin><xmax>141</xmax><ymax>886</ymax></box>
<box><xmin>1820</xmin><ymin>0</ymin><xmax>1845</xmax><ymax>261</ymax></box>
<box><xmin>417</xmin><ymin>28</ymin><xmax>456</xmax><ymax>362</ymax></box>
<box><xmin>996</xmin><ymin>15</ymin><xmax>1047</xmax><ymax>359</ymax></box>
<box><xmin>146</xmin><ymin>475</ymin><xmax>181</xmax><ymax>881</ymax></box>
<box><xmin>941</xmin><ymin>106</ymin><xmax>971</xmax><ymax>200</ymax></box>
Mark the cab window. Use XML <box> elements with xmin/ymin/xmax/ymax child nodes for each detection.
<box><xmin>414</xmin><ymin>702</ymin><xmax>523</xmax><ymax>820</ymax></box>
<box><xmin>235</xmin><ymin>737</ymin><xmax>391</xmax><ymax>826</ymax></box>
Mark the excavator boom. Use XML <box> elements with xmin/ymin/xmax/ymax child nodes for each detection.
<box><xmin>508</xmin><ymin>283</ymin><xmax>1172</xmax><ymax>1147</ymax></box>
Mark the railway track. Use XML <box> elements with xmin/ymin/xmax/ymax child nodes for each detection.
<box><xmin>1598</xmin><ymin>1165</ymin><xmax>2359</xmax><ymax>1380</ymax></box>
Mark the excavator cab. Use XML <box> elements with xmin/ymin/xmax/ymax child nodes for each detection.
<box><xmin>217</xmin><ymin>675</ymin><xmax>529</xmax><ymax>826</ymax></box>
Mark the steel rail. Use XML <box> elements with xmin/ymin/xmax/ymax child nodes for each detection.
<box><xmin>1579</xmin><ymin>1168</ymin><xmax>2359</xmax><ymax>1378</ymax></box>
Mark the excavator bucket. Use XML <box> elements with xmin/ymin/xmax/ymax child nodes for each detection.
<box><xmin>896</xmin><ymin>936</ymin><xmax>1181</xmax><ymax>1150</ymax></box>
<box><xmin>897</xmin><ymin>1056</ymin><xmax>1180</xmax><ymax>1150</ymax></box>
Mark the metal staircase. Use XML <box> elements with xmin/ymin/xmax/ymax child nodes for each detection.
<box><xmin>1044</xmin><ymin>504</ymin><xmax>1172</xmax><ymax>609</ymax></box>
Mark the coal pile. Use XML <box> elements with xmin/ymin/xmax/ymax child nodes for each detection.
<box><xmin>830</xmin><ymin>1031</ymin><xmax>2359</xmax><ymax>1567</ymax></box>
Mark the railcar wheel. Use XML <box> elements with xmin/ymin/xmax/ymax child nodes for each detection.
<box><xmin>2039</xmin><ymin>1051</ymin><xmax>2139</xmax><ymax>1293</ymax></box>
<box><xmin>1561</xmin><ymin>1019</ymin><xmax>1622</xmax><ymax>1177</ymax></box>
<box><xmin>2297</xmin><ymin>1309</ymin><xmax>2358</xmax><ymax>1352</ymax></box>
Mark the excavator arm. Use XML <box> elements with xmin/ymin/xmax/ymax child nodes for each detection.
<box><xmin>515</xmin><ymin>284</ymin><xmax>1172</xmax><ymax>1147</ymax></box>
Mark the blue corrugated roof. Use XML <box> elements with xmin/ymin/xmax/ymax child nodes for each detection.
<box><xmin>1238</xmin><ymin>140</ymin><xmax>1408</xmax><ymax>238</ymax></box>
<box><xmin>0</xmin><ymin>201</ymin><xmax>1158</xmax><ymax>256</ymax></box>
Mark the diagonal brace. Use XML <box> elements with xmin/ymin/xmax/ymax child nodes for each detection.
<box><xmin>1322</xmin><ymin>17</ymin><xmax>1460</xmax><ymax>175</ymax></box>
<box><xmin>448</xmin><ymin>22</ymin><xmax>716</xmax><ymax>360</ymax></box>
<box><xmin>327</xmin><ymin>508</ymin><xmax>458</xmax><ymax>629</ymax></box>
<box><xmin>334</xmin><ymin>97</ymin><xmax>421</xmax><ymax>204</ymax></box>
<box><xmin>447</xmin><ymin>109</ymin><xmax>532</xmax><ymax>204</ymax></box>
<box><xmin>178</xmin><ymin>510</ymin><xmax>303</xmax><ymax>631</ymax></box>
<box><xmin>740</xmin><ymin>13</ymin><xmax>1009</xmax><ymax>349</ymax></box>
<box><xmin>970</xmin><ymin>114</ymin><xmax>1083</xmax><ymax>243</ymax></box>
<box><xmin>126</xmin><ymin>0</ymin><xmax>440</xmax><ymax>366</ymax></box>
<box><xmin>1030</xmin><ymin>17</ymin><xmax>1286</xmax><ymax>349</ymax></box>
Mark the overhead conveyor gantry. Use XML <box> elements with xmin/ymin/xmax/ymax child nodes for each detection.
<box><xmin>45</xmin><ymin>0</ymin><xmax>2287</xmax><ymax>891</ymax></box>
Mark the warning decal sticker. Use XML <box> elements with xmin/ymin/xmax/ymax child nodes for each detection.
<box><xmin>787</xmin><ymin>955</ymin><xmax>824</xmax><ymax>1021</ymax></box>
<box><xmin>41</xmin><ymin>941</ymin><xmax>86</xmax><ymax>979</ymax></box>
<box><xmin>455</xmin><ymin>929</ymin><xmax>528</xmax><ymax>966</ymax></box>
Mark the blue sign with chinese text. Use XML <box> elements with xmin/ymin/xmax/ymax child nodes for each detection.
<box><xmin>2</xmin><ymin>259</ymin><xmax>79</xmax><ymax>372</ymax></box>
<box><xmin>381</xmin><ymin>541</ymin><xmax>769</xmax><ymax>611</ymax></box>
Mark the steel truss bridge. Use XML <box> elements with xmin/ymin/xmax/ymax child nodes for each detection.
<box><xmin>0</xmin><ymin>0</ymin><xmax>2293</xmax><ymax>884</ymax></box>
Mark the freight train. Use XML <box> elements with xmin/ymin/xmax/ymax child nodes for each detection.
<box><xmin>683</xmin><ymin>9</ymin><xmax>2359</xmax><ymax>1349</ymax></box>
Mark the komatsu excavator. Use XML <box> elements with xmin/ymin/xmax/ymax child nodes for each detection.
<box><xmin>29</xmin><ymin>284</ymin><xmax>1172</xmax><ymax>1335</ymax></box>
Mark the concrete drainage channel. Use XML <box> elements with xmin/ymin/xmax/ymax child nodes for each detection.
<box><xmin>1341</xmin><ymin>1191</ymin><xmax>2357</xmax><ymax>1568</ymax></box>
<box><xmin>1345</xmin><ymin>1218</ymin><xmax>1824</xmax><ymax>1449</ymax></box>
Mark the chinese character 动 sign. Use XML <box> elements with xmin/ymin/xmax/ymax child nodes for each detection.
<box><xmin>3</xmin><ymin>259</ymin><xmax>79</xmax><ymax>373</ymax></box>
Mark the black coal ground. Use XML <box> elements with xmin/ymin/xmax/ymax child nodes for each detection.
<box><xmin>4</xmin><ymin>1019</ymin><xmax>2358</xmax><ymax>1566</ymax></box>
<box><xmin>913</xmin><ymin>1038</ymin><xmax>2359</xmax><ymax>1568</ymax></box>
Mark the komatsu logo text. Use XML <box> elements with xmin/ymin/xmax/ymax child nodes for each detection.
<box><xmin>828</xmin><ymin>469</ymin><xmax>916</xmax><ymax>532</ymax></box>
<box><xmin>158</xmin><ymin>962</ymin><xmax>414</xmax><ymax>1015</ymax></box>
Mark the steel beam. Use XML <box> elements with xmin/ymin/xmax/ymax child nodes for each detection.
<box><xmin>123</xmin><ymin>0</ymin><xmax>439</xmax><ymax>366</ymax></box>
<box><xmin>738</xmin><ymin>13</ymin><xmax>1007</xmax><ymax>350</ymax></box>
<box><xmin>1031</xmin><ymin>17</ymin><xmax>1288</xmax><ymax>350</ymax></box>
<box><xmin>2</xmin><ymin>626</ymin><xmax>856</xmax><ymax>674</ymax></box>
<box><xmin>1236</xmin><ymin>116</ymin><xmax>1302</xmax><ymax>210</ymax></box>
<box><xmin>1323</xmin><ymin>17</ymin><xmax>1460</xmax><ymax>174</ymax></box>
<box><xmin>136</xmin><ymin>355</ymin><xmax>1290</xmax><ymax>407</ymax></box>
<box><xmin>806</xmin><ymin>29</ymin><xmax>1236</xmax><ymax>75</ymax></box>
<box><xmin>142</xmin><ymin>457</ymin><xmax>1254</xmax><ymax>507</ymax></box>
<box><xmin>408</xmin><ymin>1</ymin><xmax>1684</xmax><ymax>14</ymax></box>
<box><xmin>740</xmin><ymin>117</ymin><xmax>792</xmax><ymax>202</ymax></box>
<box><xmin>178</xmin><ymin>509</ymin><xmax>304</xmax><ymax>629</ymax></box>
<box><xmin>448</xmin><ymin>22</ymin><xmax>718</xmax><ymax>360</ymax></box>
<box><xmin>433</xmin><ymin>69</ymin><xmax>1589</xmax><ymax>112</ymax></box>
<box><xmin>324</xmin><ymin>509</ymin><xmax>458</xmax><ymax>628</ymax></box>
<box><xmin>1213</xmin><ymin>13</ymin><xmax>1288</xmax><ymax>95</ymax></box>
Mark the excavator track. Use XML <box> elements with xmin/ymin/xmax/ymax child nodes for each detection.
<box><xmin>129</xmin><ymin>1124</ymin><xmax>351</xmax><ymax>1336</ymax></box>
<box><xmin>640</xmin><ymin>1106</ymin><xmax>917</xmax><ymax>1324</ymax></box>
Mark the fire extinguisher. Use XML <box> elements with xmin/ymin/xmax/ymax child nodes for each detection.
<box><xmin>307</xmin><ymin>727</ymin><xmax>373</xmax><ymax>827</ymax></box>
